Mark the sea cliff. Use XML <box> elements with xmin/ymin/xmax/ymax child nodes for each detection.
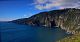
<box><xmin>11</xmin><ymin>8</ymin><xmax>80</xmax><ymax>34</ymax></box>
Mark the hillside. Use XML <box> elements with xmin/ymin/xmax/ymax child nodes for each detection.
<box><xmin>57</xmin><ymin>33</ymin><xmax>80</xmax><ymax>42</ymax></box>
<box><xmin>11</xmin><ymin>8</ymin><xmax>80</xmax><ymax>34</ymax></box>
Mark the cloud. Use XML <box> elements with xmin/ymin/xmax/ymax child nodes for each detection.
<box><xmin>33</xmin><ymin>0</ymin><xmax>80</xmax><ymax>10</ymax></box>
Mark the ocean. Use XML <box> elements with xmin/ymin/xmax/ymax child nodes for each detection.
<box><xmin>0</xmin><ymin>22</ymin><xmax>70</xmax><ymax>42</ymax></box>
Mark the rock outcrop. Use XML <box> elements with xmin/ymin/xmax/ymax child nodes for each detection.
<box><xmin>11</xmin><ymin>8</ymin><xmax>80</xmax><ymax>34</ymax></box>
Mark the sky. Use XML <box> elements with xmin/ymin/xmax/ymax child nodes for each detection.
<box><xmin>0</xmin><ymin>0</ymin><xmax>80</xmax><ymax>21</ymax></box>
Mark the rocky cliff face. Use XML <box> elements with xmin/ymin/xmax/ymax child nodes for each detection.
<box><xmin>12</xmin><ymin>8</ymin><xmax>80</xmax><ymax>34</ymax></box>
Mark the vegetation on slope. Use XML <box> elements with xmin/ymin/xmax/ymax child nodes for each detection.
<box><xmin>57</xmin><ymin>32</ymin><xmax>80</xmax><ymax>42</ymax></box>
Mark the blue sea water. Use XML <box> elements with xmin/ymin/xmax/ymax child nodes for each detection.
<box><xmin>0</xmin><ymin>22</ymin><xmax>69</xmax><ymax>42</ymax></box>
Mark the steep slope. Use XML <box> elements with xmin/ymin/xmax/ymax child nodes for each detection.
<box><xmin>12</xmin><ymin>8</ymin><xmax>80</xmax><ymax>34</ymax></box>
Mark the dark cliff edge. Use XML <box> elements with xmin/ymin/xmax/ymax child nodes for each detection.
<box><xmin>11</xmin><ymin>8</ymin><xmax>80</xmax><ymax>34</ymax></box>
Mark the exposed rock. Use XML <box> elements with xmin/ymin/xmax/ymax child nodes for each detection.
<box><xmin>11</xmin><ymin>8</ymin><xmax>80</xmax><ymax>34</ymax></box>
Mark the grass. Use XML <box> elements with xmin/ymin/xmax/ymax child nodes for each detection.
<box><xmin>57</xmin><ymin>32</ymin><xmax>80</xmax><ymax>42</ymax></box>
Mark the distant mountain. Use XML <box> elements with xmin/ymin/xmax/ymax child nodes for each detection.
<box><xmin>11</xmin><ymin>18</ymin><xmax>28</xmax><ymax>24</ymax></box>
<box><xmin>11</xmin><ymin>8</ymin><xmax>80</xmax><ymax>34</ymax></box>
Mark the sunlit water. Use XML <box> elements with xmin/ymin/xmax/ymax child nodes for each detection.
<box><xmin>0</xmin><ymin>22</ymin><xmax>70</xmax><ymax>42</ymax></box>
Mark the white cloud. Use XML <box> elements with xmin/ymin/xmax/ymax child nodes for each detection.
<box><xmin>33</xmin><ymin>0</ymin><xmax>80</xmax><ymax>10</ymax></box>
<box><xmin>34</xmin><ymin>0</ymin><xmax>48</xmax><ymax>4</ymax></box>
